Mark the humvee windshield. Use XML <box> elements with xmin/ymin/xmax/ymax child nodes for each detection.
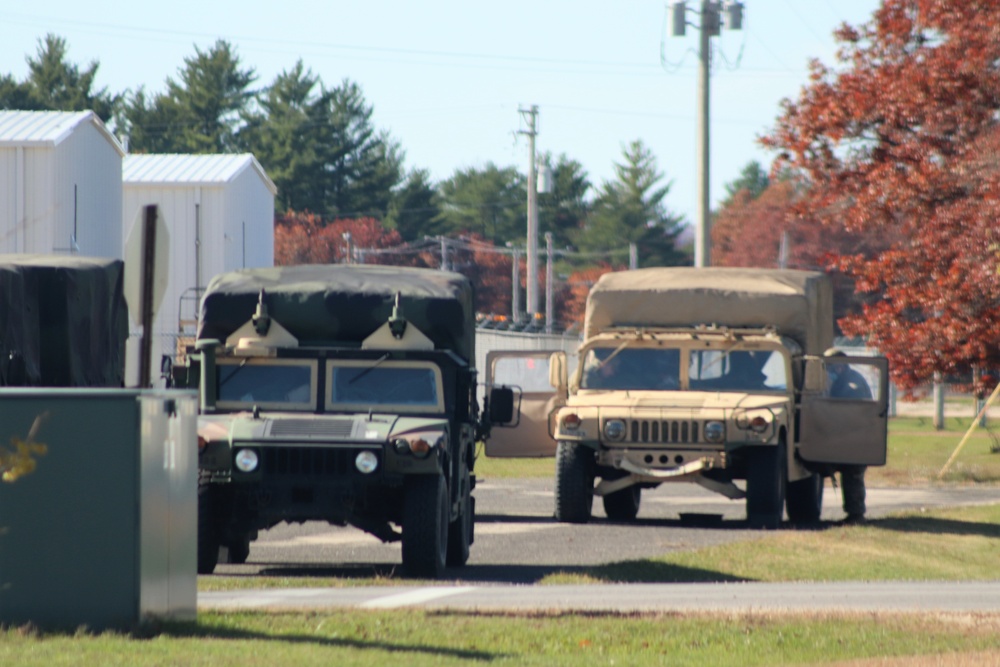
<box><xmin>578</xmin><ymin>347</ymin><xmax>788</xmax><ymax>393</ymax></box>
<box><xmin>580</xmin><ymin>348</ymin><xmax>681</xmax><ymax>391</ymax></box>
<box><xmin>216</xmin><ymin>358</ymin><xmax>316</xmax><ymax>409</ymax></box>
<box><xmin>326</xmin><ymin>360</ymin><xmax>443</xmax><ymax>412</ymax></box>
<box><xmin>688</xmin><ymin>349</ymin><xmax>787</xmax><ymax>392</ymax></box>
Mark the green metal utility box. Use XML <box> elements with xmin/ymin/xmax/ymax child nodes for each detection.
<box><xmin>0</xmin><ymin>389</ymin><xmax>197</xmax><ymax>630</ymax></box>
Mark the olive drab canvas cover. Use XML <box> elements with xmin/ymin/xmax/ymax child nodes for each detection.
<box><xmin>198</xmin><ymin>265</ymin><xmax>476</xmax><ymax>362</ymax></box>
<box><xmin>583</xmin><ymin>267</ymin><xmax>834</xmax><ymax>355</ymax></box>
<box><xmin>0</xmin><ymin>255</ymin><xmax>128</xmax><ymax>387</ymax></box>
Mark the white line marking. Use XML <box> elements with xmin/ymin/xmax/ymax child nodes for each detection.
<box><xmin>360</xmin><ymin>586</ymin><xmax>477</xmax><ymax>609</ymax></box>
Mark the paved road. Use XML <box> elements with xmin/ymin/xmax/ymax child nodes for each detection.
<box><xmin>200</xmin><ymin>478</ymin><xmax>1000</xmax><ymax>611</ymax></box>
<box><xmin>209</xmin><ymin>479</ymin><xmax>1000</xmax><ymax>583</ymax></box>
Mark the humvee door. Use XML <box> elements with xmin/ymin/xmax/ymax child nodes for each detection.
<box><xmin>799</xmin><ymin>355</ymin><xmax>889</xmax><ymax>466</ymax></box>
<box><xmin>484</xmin><ymin>350</ymin><xmax>565</xmax><ymax>458</ymax></box>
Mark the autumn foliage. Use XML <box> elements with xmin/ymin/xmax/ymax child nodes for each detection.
<box><xmin>763</xmin><ymin>0</ymin><xmax>1000</xmax><ymax>394</ymax></box>
<box><xmin>274</xmin><ymin>212</ymin><xmax>405</xmax><ymax>265</ymax></box>
<box><xmin>274</xmin><ymin>216</ymin><xmax>582</xmax><ymax>326</ymax></box>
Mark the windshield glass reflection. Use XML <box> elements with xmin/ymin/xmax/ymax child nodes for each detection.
<box><xmin>330</xmin><ymin>364</ymin><xmax>440</xmax><ymax>407</ymax></box>
<box><xmin>217</xmin><ymin>362</ymin><xmax>314</xmax><ymax>405</ymax></box>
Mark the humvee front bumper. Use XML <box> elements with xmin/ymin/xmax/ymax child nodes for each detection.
<box><xmin>594</xmin><ymin>448</ymin><xmax>746</xmax><ymax>500</ymax></box>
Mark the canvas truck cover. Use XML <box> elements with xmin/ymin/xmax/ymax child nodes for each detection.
<box><xmin>584</xmin><ymin>267</ymin><xmax>834</xmax><ymax>355</ymax></box>
<box><xmin>0</xmin><ymin>254</ymin><xmax>128</xmax><ymax>387</ymax></box>
<box><xmin>198</xmin><ymin>264</ymin><xmax>476</xmax><ymax>362</ymax></box>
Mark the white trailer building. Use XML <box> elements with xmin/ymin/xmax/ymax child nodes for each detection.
<box><xmin>0</xmin><ymin>110</ymin><xmax>124</xmax><ymax>258</ymax></box>
<box><xmin>122</xmin><ymin>153</ymin><xmax>276</xmax><ymax>383</ymax></box>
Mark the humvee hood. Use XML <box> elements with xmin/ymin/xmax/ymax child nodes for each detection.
<box><xmin>569</xmin><ymin>391</ymin><xmax>788</xmax><ymax>412</ymax></box>
<box><xmin>201</xmin><ymin>412</ymin><xmax>449</xmax><ymax>443</ymax></box>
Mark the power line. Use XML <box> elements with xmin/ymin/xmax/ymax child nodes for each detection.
<box><xmin>0</xmin><ymin>11</ymin><xmax>666</xmax><ymax>75</ymax></box>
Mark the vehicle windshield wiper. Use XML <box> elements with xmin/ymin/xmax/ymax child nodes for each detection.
<box><xmin>700</xmin><ymin>340</ymin><xmax>749</xmax><ymax>375</ymax></box>
<box><xmin>595</xmin><ymin>339</ymin><xmax>635</xmax><ymax>370</ymax></box>
<box><xmin>218</xmin><ymin>358</ymin><xmax>249</xmax><ymax>389</ymax></box>
<box><xmin>349</xmin><ymin>353</ymin><xmax>390</xmax><ymax>384</ymax></box>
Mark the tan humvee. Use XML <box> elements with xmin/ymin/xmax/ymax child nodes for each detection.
<box><xmin>485</xmin><ymin>267</ymin><xmax>888</xmax><ymax>528</ymax></box>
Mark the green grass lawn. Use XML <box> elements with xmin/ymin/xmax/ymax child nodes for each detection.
<box><xmin>545</xmin><ymin>503</ymin><xmax>1000</xmax><ymax>584</ymax></box>
<box><xmin>4</xmin><ymin>609</ymin><xmax>1000</xmax><ymax>666</ymax></box>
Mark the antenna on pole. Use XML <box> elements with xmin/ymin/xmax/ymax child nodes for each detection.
<box><xmin>669</xmin><ymin>1</ymin><xmax>745</xmax><ymax>268</ymax></box>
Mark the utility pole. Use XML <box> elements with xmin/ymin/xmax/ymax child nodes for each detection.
<box><xmin>544</xmin><ymin>232</ymin><xmax>554</xmax><ymax>334</ymax></box>
<box><xmin>510</xmin><ymin>245</ymin><xmax>522</xmax><ymax>323</ymax></box>
<box><xmin>670</xmin><ymin>1</ymin><xmax>744</xmax><ymax>267</ymax></box>
<box><xmin>518</xmin><ymin>105</ymin><xmax>540</xmax><ymax>316</ymax></box>
<box><xmin>342</xmin><ymin>232</ymin><xmax>353</xmax><ymax>264</ymax></box>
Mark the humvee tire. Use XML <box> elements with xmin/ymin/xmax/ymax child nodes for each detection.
<box><xmin>555</xmin><ymin>441</ymin><xmax>595</xmax><ymax>524</ymax></box>
<box><xmin>224</xmin><ymin>534</ymin><xmax>251</xmax><ymax>565</ymax></box>
<box><xmin>197</xmin><ymin>476</ymin><xmax>223</xmax><ymax>575</ymax></box>
<box><xmin>746</xmin><ymin>441</ymin><xmax>787</xmax><ymax>530</ymax></box>
<box><xmin>446</xmin><ymin>490</ymin><xmax>473</xmax><ymax>567</ymax></box>
<box><xmin>786</xmin><ymin>472</ymin><xmax>824</xmax><ymax>524</ymax></box>
<box><xmin>402</xmin><ymin>474</ymin><xmax>449</xmax><ymax>578</ymax></box>
<box><xmin>602</xmin><ymin>486</ymin><xmax>641</xmax><ymax>521</ymax></box>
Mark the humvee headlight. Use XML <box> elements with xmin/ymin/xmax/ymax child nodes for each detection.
<box><xmin>234</xmin><ymin>448</ymin><xmax>259</xmax><ymax>472</ymax></box>
<box><xmin>603</xmin><ymin>419</ymin><xmax>626</xmax><ymax>441</ymax></box>
<box><xmin>749</xmin><ymin>416</ymin><xmax>769</xmax><ymax>434</ymax></box>
<box><xmin>561</xmin><ymin>413</ymin><xmax>582</xmax><ymax>430</ymax></box>
<box><xmin>409</xmin><ymin>438</ymin><xmax>432</xmax><ymax>458</ymax></box>
<box><xmin>391</xmin><ymin>435</ymin><xmax>439</xmax><ymax>458</ymax></box>
<box><xmin>355</xmin><ymin>450</ymin><xmax>379</xmax><ymax>474</ymax></box>
<box><xmin>704</xmin><ymin>421</ymin><xmax>725</xmax><ymax>444</ymax></box>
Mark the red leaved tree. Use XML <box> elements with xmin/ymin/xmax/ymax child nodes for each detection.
<box><xmin>274</xmin><ymin>212</ymin><xmax>405</xmax><ymax>266</ymax></box>
<box><xmin>763</xmin><ymin>1</ymin><xmax>1000</xmax><ymax>394</ymax></box>
<box><xmin>712</xmin><ymin>179</ymin><xmax>879</xmax><ymax>329</ymax></box>
<box><xmin>559</xmin><ymin>264</ymin><xmax>618</xmax><ymax>330</ymax></box>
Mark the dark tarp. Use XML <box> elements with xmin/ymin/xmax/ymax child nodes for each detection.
<box><xmin>0</xmin><ymin>255</ymin><xmax>128</xmax><ymax>387</ymax></box>
<box><xmin>198</xmin><ymin>265</ymin><xmax>476</xmax><ymax>362</ymax></box>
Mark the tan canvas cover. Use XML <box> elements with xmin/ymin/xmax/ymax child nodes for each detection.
<box><xmin>583</xmin><ymin>267</ymin><xmax>833</xmax><ymax>355</ymax></box>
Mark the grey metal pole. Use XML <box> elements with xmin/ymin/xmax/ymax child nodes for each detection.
<box><xmin>521</xmin><ymin>105</ymin><xmax>540</xmax><ymax>316</ymax></box>
<box><xmin>511</xmin><ymin>247</ymin><xmax>521</xmax><ymax>323</ymax></box>
<box><xmin>695</xmin><ymin>1</ymin><xmax>712</xmax><ymax>268</ymax></box>
<box><xmin>138</xmin><ymin>204</ymin><xmax>158</xmax><ymax>388</ymax></box>
<box><xmin>545</xmin><ymin>232</ymin><xmax>554</xmax><ymax>334</ymax></box>
<box><xmin>933</xmin><ymin>372</ymin><xmax>945</xmax><ymax>430</ymax></box>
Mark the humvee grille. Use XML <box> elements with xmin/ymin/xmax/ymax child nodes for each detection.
<box><xmin>262</xmin><ymin>446</ymin><xmax>380</xmax><ymax>477</ymax></box>
<box><xmin>629</xmin><ymin>419</ymin><xmax>703</xmax><ymax>444</ymax></box>
<box><xmin>269</xmin><ymin>419</ymin><xmax>356</xmax><ymax>438</ymax></box>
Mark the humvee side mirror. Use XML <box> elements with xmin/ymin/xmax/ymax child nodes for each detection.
<box><xmin>803</xmin><ymin>357</ymin><xmax>825</xmax><ymax>393</ymax></box>
<box><xmin>196</xmin><ymin>339</ymin><xmax>221</xmax><ymax>412</ymax></box>
<box><xmin>548</xmin><ymin>352</ymin><xmax>567</xmax><ymax>391</ymax></box>
<box><xmin>489</xmin><ymin>386</ymin><xmax>515</xmax><ymax>424</ymax></box>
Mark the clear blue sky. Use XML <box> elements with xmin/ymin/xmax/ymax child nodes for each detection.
<box><xmin>1</xmin><ymin>1</ymin><xmax>881</xmax><ymax>230</ymax></box>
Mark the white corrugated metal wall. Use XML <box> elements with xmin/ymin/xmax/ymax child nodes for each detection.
<box><xmin>56</xmin><ymin>121</ymin><xmax>122</xmax><ymax>258</ymax></box>
<box><xmin>0</xmin><ymin>116</ymin><xmax>121</xmax><ymax>257</ymax></box>
<box><xmin>0</xmin><ymin>143</ymin><xmax>55</xmax><ymax>254</ymax></box>
<box><xmin>121</xmin><ymin>157</ymin><xmax>275</xmax><ymax>385</ymax></box>
<box><xmin>222</xmin><ymin>164</ymin><xmax>274</xmax><ymax>270</ymax></box>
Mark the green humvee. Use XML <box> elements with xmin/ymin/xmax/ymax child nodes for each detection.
<box><xmin>175</xmin><ymin>265</ymin><xmax>512</xmax><ymax>578</ymax></box>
